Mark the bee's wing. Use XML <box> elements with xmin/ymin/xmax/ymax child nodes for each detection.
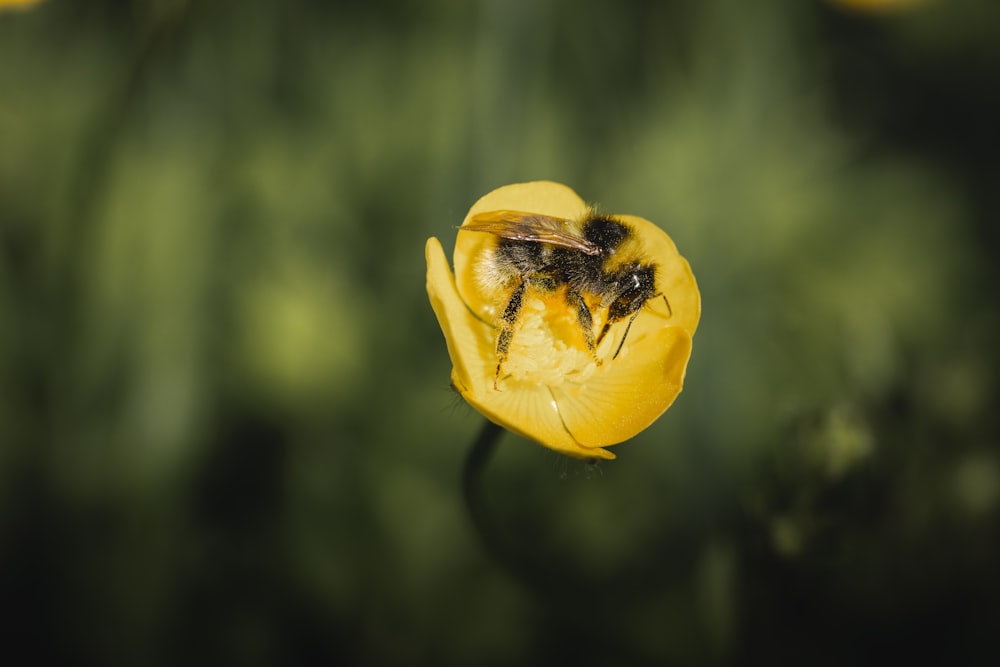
<box><xmin>461</xmin><ymin>210</ymin><xmax>601</xmax><ymax>256</ymax></box>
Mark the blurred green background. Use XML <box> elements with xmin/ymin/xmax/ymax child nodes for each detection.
<box><xmin>2</xmin><ymin>0</ymin><xmax>999</xmax><ymax>664</ymax></box>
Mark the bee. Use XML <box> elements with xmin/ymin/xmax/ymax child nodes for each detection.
<box><xmin>460</xmin><ymin>209</ymin><xmax>672</xmax><ymax>385</ymax></box>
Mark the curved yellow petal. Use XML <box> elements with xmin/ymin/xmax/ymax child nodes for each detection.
<box><xmin>618</xmin><ymin>214</ymin><xmax>701</xmax><ymax>338</ymax></box>
<box><xmin>550</xmin><ymin>327</ymin><xmax>693</xmax><ymax>448</ymax></box>
<box><xmin>463</xmin><ymin>380</ymin><xmax>615</xmax><ymax>461</ymax></box>
<box><xmin>425</xmin><ymin>237</ymin><xmax>491</xmax><ymax>393</ymax></box>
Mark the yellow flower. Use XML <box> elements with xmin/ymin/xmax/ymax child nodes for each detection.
<box><xmin>827</xmin><ymin>0</ymin><xmax>932</xmax><ymax>14</ymax></box>
<box><xmin>0</xmin><ymin>0</ymin><xmax>45</xmax><ymax>11</ymax></box>
<box><xmin>426</xmin><ymin>181</ymin><xmax>700</xmax><ymax>460</ymax></box>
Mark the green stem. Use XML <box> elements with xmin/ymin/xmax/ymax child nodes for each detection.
<box><xmin>462</xmin><ymin>419</ymin><xmax>505</xmax><ymax>560</ymax></box>
<box><xmin>460</xmin><ymin>420</ymin><xmax>576</xmax><ymax>596</ymax></box>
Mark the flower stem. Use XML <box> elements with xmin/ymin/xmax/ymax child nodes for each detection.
<box><xmin>462</xmin><ymin>419</ymin><xmax>510</xmax><ymax>562</ymax></box>
<box><xmin>460</xmin><ymin>420</ymin><xmax>573</xmax><ymax>595</ymax></box>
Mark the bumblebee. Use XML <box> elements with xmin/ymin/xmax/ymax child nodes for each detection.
<box><xmin>460</xmin><ymin>209</ymin><xmax>672</xmax><ymax>384</ymax></box>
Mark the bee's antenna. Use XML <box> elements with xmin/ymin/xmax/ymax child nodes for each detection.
<box><xmin>654</xmin><ymin>292</ymin><xmax>673</xmax><ymax>318</ymax></box>
<box><xmin>612</xmin><ymin>309</ymin><xmax>643</xmax><ymax>360</ymax></box>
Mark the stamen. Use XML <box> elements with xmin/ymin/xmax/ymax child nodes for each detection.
<box><xmin>497</xmin><ymin>296</ymin><xmax>601</xmax><ymax>388</ymax></box>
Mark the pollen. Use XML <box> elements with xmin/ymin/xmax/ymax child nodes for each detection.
<box><xmin>499</xmin><ymin>295</ymin><xmax>611</xmax><ymax>388</ymax></box>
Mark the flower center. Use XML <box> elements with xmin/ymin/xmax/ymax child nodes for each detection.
<box><xmin>499</xmin><ymin>294</ymin><xmax>614</xmax><ymax>388</ymax></box>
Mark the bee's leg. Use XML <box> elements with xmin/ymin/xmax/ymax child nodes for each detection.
<box><xmin>494</xmin><ymin>280</ymin><xmax>526</xmax><ymax>389</ymax></box>
<box><xmin>567</xmin><ymin>289</ymin><xmax>601</xmax><ymax>366</ymax></box>
<box><xmin>611</xmin><ymin>309</ymin><xmax>643</xmax><ymax>359</ymax></box>
<box><xmin>596</xmin><ymin>321</ymin><xmax>612</xmax><ymax>348</ymax></box>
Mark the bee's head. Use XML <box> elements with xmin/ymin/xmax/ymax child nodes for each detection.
<box><xmin>608</xmin><ymin>264</ymin><xmax>656</xmax><ymax>320</ymax></box>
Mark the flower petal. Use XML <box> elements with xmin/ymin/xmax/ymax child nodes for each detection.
<box><xmin>618</xmin><ymin>214</ymin><xmax>700</xmax><ymax>338</ymax></box>
<box><xmin>464</xmin><ymin>381</ymin><xmax>616</xmax><ymax>461</ymax></box>
<box><xmin>550</xmin><ymin>326</ymin><xmax>693</xmax><ymax>448</ymax></box>
<box><xmin>425</xmin><ymin>237</ymin><xmax>492</xmax><ymax>394</ymax></box>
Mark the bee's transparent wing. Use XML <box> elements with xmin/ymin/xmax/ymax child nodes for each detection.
<box><xmin>460</xmin><ymin>210</ymin><xmax>601</xmax><ymax>256</ymax></box>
